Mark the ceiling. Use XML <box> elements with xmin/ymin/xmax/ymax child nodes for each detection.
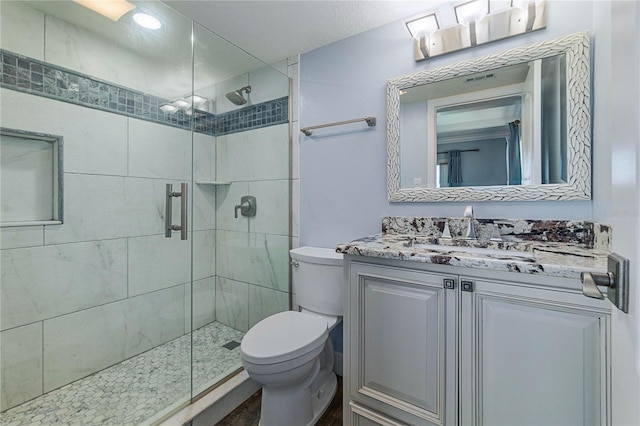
<box><xmin>164</xmin><ymin>0</ymin><xmax>451</xmax><ymax>65</ymax></box>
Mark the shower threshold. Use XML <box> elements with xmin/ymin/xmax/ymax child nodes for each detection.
<box><xmin>1</xmin><ymin>322</ymin><xmax>245</xmax><ymax>426</ymax></box>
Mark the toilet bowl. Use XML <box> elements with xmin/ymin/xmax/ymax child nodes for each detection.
<box><xmin>240</xmin><ymin>247</ymin><xmax>344</xmax><ymax>426</ymax></box>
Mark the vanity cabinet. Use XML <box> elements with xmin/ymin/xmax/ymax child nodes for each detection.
<box><xmin>346</xmin><ymin>262</ymin><xmax>458</xmax><ymax>425</ymax></box>
<box><xmin>344</xmin><ymin>256</ymin><xmax>611</xmax><ymax>426</ymax></box>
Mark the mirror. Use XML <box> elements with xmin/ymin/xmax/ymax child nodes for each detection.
<box><xmin>387</xmin><ymin>32</ymin><xmax>591</xmax><ymax>202</ymax></box>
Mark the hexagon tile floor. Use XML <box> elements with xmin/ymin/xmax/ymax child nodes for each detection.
<box><xmin>1</xmin><ymin>322</ymin><xmax>245</xmax><ymax>426</ymax></box>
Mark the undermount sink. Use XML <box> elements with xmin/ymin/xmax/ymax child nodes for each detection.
<box><xmin>413</xmin><ymin>243</ymin><xmax>534</xmax><ymax>258</ymax></box>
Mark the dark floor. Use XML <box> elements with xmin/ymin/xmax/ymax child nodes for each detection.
<box><xmin>216</xmin><ymin>376</ymin><xmax>343</xmax><ymax>426</ymax></box>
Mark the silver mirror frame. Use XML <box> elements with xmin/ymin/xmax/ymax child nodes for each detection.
<box><xmin>387</xmin><ymin>32</ymin><xmax>591</xmax><ymax>202</ymax></box>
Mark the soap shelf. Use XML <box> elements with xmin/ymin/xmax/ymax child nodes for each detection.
<box><xmin>195</xmin><ymin>181</ymin><xmax>231</xmax><ymax>186</ymax></box>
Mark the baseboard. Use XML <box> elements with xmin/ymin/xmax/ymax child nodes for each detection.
<box><xmin>334</xmin><ymin>351</ymin><xmax>344</xmax><ymax>377</ymax></box>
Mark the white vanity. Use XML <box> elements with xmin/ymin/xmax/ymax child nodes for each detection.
<box><xmin>340</xmin><ymin>216</ymin><xmax>618</xmax><ymax>426</ymax></box>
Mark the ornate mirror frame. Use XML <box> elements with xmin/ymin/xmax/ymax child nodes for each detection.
<box><xmin>387</xmin><ymin>32</ymin><xmax>591</xmax><ymax>202</ymax></box>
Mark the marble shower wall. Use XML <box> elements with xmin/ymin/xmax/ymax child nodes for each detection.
<box><xmin>1</xmin><ymin>1</ymin><xmax>291</xmax><ymax>412</ymax></box>
<box><xmin>214</xmin><ymin>122</ymin><xmax>290</xmax><ymax>332</ymax></box>
<box><xmin>0</xmin><ymin>90</ymin><xmax>217</xmax><ymax>411</ymax></box>
<box><xmin>0</xmin><ymin>3</ymin><xmax>215</xmax><ymax>411</ymax></box>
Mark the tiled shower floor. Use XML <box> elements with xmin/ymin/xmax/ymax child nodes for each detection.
<box><xmin>1</xmin><ymin>322</ymin><xmax>245</xmax><ymax>426</ymax></box>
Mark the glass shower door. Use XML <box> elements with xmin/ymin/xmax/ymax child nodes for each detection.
<box><xmin>189</xmin><ymin>21</ymin><xmax>292</xmax><ymax>398</ymax></box>
<box><xmin>0</xmin><ymin>1</ymin><xmax>196</xmax><ymax>423</ymax></box>
<box><xmin>1</xmin><ymin>1</ymin><xmax>292</xmax><ymax>423</ymax></box>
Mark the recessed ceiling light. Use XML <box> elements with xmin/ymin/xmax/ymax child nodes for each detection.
<box><xmin>133</xmin><ymin>13</ymin><xmax>162</xmax><ymax>30</ymax></box>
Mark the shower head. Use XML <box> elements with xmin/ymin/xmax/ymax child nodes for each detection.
<box><xmin>225</xmin><ymin>85</ymin><xmax>251</xmax><ymax>106</ymax></box>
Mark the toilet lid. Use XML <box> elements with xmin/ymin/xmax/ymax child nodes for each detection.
<box><xmin>241</xmin><ymin>311</ymin><xmax>328</xmax><ymax>365</ymax></box>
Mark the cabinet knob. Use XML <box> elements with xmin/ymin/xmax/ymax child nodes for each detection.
<box><xmin>461</xmin><ymin>280</ymin><xmax>474</xmax><ymax>292</ymax></box>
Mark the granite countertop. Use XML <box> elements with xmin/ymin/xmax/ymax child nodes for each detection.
<box><xmin>336</xmin><ymin>217</ymin><xmax>611</xmax><ymax>280</ymax></box>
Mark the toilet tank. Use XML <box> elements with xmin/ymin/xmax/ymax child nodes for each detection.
<box><xmin>290</xmin><ymin>246</ymin><xmax>344</xmax><ymax>316</ymax></box>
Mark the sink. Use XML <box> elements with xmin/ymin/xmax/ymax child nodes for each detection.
<box><xmin>413</xmin><ymin>243</ymin><xmax>534</xmax><ymax>259</ymax></box>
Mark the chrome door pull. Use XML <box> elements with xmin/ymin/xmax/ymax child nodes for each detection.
<box><xmin>165</xmin><ymin>183</ymin><xmax>188</xmax><ymax>240</ymax></box>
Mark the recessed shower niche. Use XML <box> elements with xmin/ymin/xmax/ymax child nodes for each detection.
<box><xmin>0</xmin><ymin>128</ymin><xmax>63</xmax><ymax>226</ymax></box>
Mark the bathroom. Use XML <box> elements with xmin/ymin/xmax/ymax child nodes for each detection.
<box><xmin>1</xmin><ymin>0</ymin><xmax>639</xmax><ymax>425</ymax></box>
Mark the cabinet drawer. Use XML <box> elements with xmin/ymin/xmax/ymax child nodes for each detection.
<box><xmin>349</xmin><ymin>402</ymin><xmax>408</xmax><ymax>426</ymax></box>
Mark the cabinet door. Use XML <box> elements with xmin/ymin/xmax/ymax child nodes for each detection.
<box><xmin>460</xmin><ymin>278</ymin><xmax>610</xmax><ymax>426</ymax></box>
<box><xmin>348</xmin><ymin>262</ymin><xmax>457</xmax><ymax>425</ymax></box>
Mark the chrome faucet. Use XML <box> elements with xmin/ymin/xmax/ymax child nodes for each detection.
<box><xmin>464</xmin><ymin>205</ymin><xmax>476</xmax><ymax>239</ymax></box>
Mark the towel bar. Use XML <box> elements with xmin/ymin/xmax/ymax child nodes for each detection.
<box><xmin>300</xmin><ymin>116</ymin><xmax>376</xmax><ymax>136</ymax></box>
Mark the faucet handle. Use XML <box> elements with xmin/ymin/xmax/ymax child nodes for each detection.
<box><xmin>463</xmin><ymin>205</ymin><xmax>474</xmax><ymax>218</ymax></box>
<box><xmin>490</xmin><ymin>224</ymin><xmax>503</xmax><ymax>241</ymax></box>
<box><xmin>464</xmin><ymin>205</ymin><xmax>476</xmax><ymax>239</ymax></box>
<box><xmin>441</xmin><ymin>221</ymin><xmax>452</xmax><ymax>239</ymax></box>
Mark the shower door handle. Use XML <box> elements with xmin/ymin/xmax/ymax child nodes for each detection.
<box><xmin>165</xmin><ymin>183</ymin><xmax>188</xmax><ymax>240</ymax></box>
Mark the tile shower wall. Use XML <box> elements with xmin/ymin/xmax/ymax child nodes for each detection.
<box><xmin>0</xmin><ymin>83</ymin><xmax>219</xmax><ymax>411</ymax></box>
<box><xmin>210</xmin><ymin>57</ymin><xmax>291</xmax><ymax>333</ymax></box>
<box><xmin>0</xmin><ymin>3</ymin><xmax>287</xmax><ymax>412</ymax></box>
<box><xmin>214</xmin><ymin>121</ymin><xmax>290</xmax><ymax>333</ymax></box>
<box><xmin>0</xmin><ymin>85</ymin><xmax>216</xmax><ymax>411</ymax></box>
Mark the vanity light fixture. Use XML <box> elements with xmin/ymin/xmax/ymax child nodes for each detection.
<box><xmin>454</xmin><ymin>0</ymin><xmax>489</xmax><ymax>45</ymax></box>
<box><xmin>454</xmin><ymin>0</ymin><xmax>490</xmax><ymax>26</ymax></box>
<box><xmin>161</xmin><ymin>95</ymin><xmax>209</xmax><ymax>114</ymax></box>
<box><xmin>72</xmin><ymin>0</ymin><xmax>136</xmax><ymax>21</ymax></box>
<box><xmin>133</xmin><ymin>12</ymin><xmax>162</xmax><ymax>30</ymax></box>
<box><xmin>172</xmin><ymin>99</ymin><xmax>191</xmax><ymax>109</ymax></box>
<box><xmin>405</xmin><ymin>13</ymin><xmax>439</xmax><ymax>39</ymax></box>
<box><xmin>409</xmin><ymin>0</ymin><xmax>546</xmax><ymax>61</ymax></box>
<box><xmin>160</xmin><ymin>103</ymin><xmax>178</xmax><ymax>114</ymax></box>
<box><xmin>511</xmin><ymin>0</ymin><xmax>543</xmax><ymax>31</ymax></box>
<box><xmin>187</xmin><ymin>95</ymin><xmax>208</xmax><ymax>106</ymax></box>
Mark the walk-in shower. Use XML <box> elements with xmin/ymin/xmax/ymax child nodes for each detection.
<box><xmin>0</xmin><ymin>1</ymin><xmax>290</xmax><ymax>424</ymax></box>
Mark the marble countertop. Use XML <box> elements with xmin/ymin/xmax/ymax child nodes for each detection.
<box><xmin>336</xmin><ymin>217</ymin><xmax>612</xmax><ymax>280</ymax></box>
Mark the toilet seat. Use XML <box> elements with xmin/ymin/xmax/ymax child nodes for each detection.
<box><xmin>241</xmin><ymin>311</ymin><xmax>328</xmax><ymax>365</ymax></box>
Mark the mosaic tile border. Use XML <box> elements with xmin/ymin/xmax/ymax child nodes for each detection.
<box><xmin>0</xmin><ymin>49</ymin><xmax>288</xmax><ymax>136</ymax></box>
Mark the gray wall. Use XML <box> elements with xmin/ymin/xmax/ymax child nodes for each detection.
<box><xmin>298</xmin><ymin>2</ymin><xmax>640</xmax><ymax>424</ymax></box>
<box><xmin>299</xmin><ymin>1</ymin><xmax>595</xmax><ymax>248</ymax></box>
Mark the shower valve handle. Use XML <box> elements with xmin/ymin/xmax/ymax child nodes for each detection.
<box><xmin>235</xmin><ymin>196</ymin><xmax>257</xmax><ymax>218</ymax></box>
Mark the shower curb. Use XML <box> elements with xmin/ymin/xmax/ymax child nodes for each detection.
<box><xmin>160</xmin><ymin>370</ymin><xmax>260</xmax><ymax>426</ymax></box>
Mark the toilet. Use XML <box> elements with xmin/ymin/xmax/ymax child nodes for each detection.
<box><xmin>240</xmin><ymin>246</ymin><xmax>344</xmax><ymax>426</ymax></box>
